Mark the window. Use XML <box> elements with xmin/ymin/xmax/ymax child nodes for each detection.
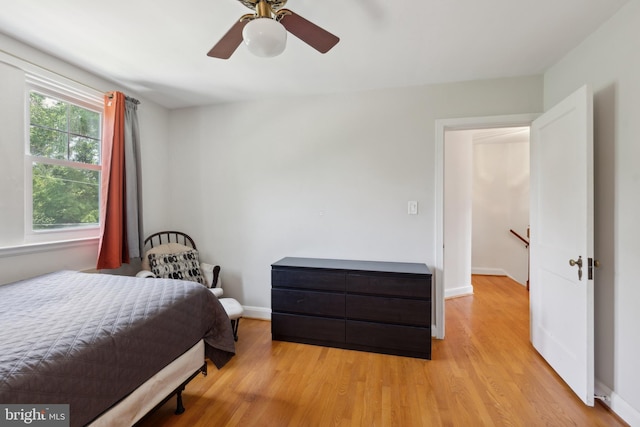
<box><xmin>27</xmin><ymin>89</ymin><xmax>102</xmax><ymax>235</ymax></box>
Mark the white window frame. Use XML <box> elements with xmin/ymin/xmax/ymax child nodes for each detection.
<box><xmin>24</xmin><ymin>75</ymin><xmax>104</xmax><ymax>244</ymax></box>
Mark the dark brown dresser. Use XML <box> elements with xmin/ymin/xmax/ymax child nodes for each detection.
<box><xmin>271</xmin><ymin>257</ymin><xmax>432</xmax><ymax>359</ymax></box>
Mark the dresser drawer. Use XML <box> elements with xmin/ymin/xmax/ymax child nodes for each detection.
<box><xmin>346</xmin><ymin>294</ymin><xmax>430</xmax><ymax>327</ymax></box>
<box><xmin>272</xmin><ymin>313</ymin><xmax>345</xmax><ymax>343</ymax></box>
<box><xmin>346</xmin><ymin>320</ymin><xmax>430</xmax><ymax>354</ymax></box>
<box><xmin>272</xmin><ymin>269</ymin><xmax>345</xmax><ymax>292</ymax></box>
<box><xmin>347</xmin><ymin>274</ymin><xmax>430</xmax><ymax>299</ymax></box>
<box><xmin>272</xmin><ymin>289</ymin><xmax>345</xmax><ymax>318</ymax></box>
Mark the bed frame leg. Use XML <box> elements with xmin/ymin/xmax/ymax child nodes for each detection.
<box><xmin>174</xmin><ymin>363</ymin><xmax>206</xmax><ymax>415</ymax></box>
<box><xmin>175</xmin><ymin>388</ymin><xmax>186</xmax><ymax>415</ymax></box>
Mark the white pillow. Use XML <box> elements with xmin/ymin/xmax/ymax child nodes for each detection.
<box><xmin>200</xmin><ymin>262</ymin><xmax>220</xmax><ymax>289</ymax></box>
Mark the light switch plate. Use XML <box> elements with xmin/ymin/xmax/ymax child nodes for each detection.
<box><xmin>408</xmin><ymin>201</ymin><xmax>418</xmax><ymax>215</ymax></box>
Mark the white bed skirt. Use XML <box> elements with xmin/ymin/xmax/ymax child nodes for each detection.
<box><xmin>88</xmin><ymin>340</ymin><xmax>205</xmax><ymax>426</ymax></box>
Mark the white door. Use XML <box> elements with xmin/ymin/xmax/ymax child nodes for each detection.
<box><xmin>530</xmin><ymin>85</ymin><xmax>594</xmax><ymax>406</ymax></box>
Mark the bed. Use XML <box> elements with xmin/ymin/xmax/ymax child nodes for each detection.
<box><xmin>0</xmin><ymin>270</ymin><xmax>235</xmax><ymax>426</ymax></box>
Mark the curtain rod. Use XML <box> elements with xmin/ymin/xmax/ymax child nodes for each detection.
<box><xmin>0</xmin><ymin>47</ymin><xmax>105</xmax><ymax>94</ymax></box>
<box><xmin>106</xmin><ymin>92</ymin><xmax>141</xmax><ymax>105</ymax></box>
<box><xmin>1</xmin><ymin>47</ymin><xmax>141</xmax><ymax>105</ymax></box>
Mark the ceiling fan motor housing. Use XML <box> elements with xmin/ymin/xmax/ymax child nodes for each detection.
<box><xmin>237</xmin><ymin>0</ymin><xmax>288</xmax><ymax>13</ymax></box>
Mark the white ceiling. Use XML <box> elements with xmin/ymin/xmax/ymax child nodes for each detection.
<box><xmin>0</xmin><ymin>0</ymin><xmax>629</xmax><ymax>109</ymax></box>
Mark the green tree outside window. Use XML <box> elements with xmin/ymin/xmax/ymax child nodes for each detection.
<box><xmin>29</xmin><ymin>92</ymin><xmax>101</xmax><ymax>230</ymax></box>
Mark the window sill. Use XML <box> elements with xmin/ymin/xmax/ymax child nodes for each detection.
<box><xmin>0</xmin><ymin>237</ymin><xmax>99</xmax><ymax>259</ymax></box>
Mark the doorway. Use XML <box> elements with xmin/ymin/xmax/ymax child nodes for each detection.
<box><xmin>443</xmin><ymin>127</ymin><xmax>530</xmax><ymax>294</ymax></box>
<box><xmin>470</xmin><ymin>127</ymin><xmax>530</xmax><ymax>286</ymax></box>
<box><xmin>434</xmin><ymin>114</ymin><xmax>538</xmax><ymax>339</ymax></box>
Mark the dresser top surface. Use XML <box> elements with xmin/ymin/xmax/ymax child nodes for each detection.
<box><xmin>272</xmin><ymin>257</ymin><xmax>431</xmax><ymax>276</ymax></box>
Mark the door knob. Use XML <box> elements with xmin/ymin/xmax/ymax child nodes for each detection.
<box><xmin>569</xmin><ymin>256</ymin><xmax>583</xmax><ymax>280</ymax></box>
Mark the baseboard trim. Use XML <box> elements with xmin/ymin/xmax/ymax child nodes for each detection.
<box><xmin>445</xmin><ymin>285</ymin><xmax>473</xmax><ymax>299</ymax></box>
<box><xmin>431</xmin><ymin>325</ymin><xmax>441</xmax><ymax>339</ymax></box>
<box><xmin>595</xmin><ymin>380</ymin><xmax>640</xmax><ymax>426</ymax></box>
<box><xmin>471</xmin><ymin>268</ymin><xmax>527</xmax><ymax>287</ymax></box>
<box><xmin>472</xmin><ymin>267</ymin><xmax>506</xmax><ymax>276</ymax></box>
<box><xmin>242</xmin><ymin>305</ymin><xmax>271</xmax><ymax>320</ymax></box>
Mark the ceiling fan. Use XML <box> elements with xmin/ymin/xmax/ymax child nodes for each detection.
<box><xmin>207</xmin><ymin>0</ymin><xmax>339</xmax><ymax>59</ymax></box>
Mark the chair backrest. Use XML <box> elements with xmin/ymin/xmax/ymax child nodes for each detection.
<box><xmin>141</xmin><ymin>230</ymin><xmax>220</xmax><ymax>289</ymax></box>
<box><xmin>143</xmin><ymin>231</ymin><xmax>197</xmax><ymax>251</ymax></box>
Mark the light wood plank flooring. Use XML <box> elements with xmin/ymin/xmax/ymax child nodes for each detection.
<box><xmin>138</xmin><ymin>275</ymin><xmax>626</xmax><ymax>426</ymax></box>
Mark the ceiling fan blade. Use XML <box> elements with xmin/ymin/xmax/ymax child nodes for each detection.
<box><xmin>279</xmin><ymin>10</ymin><xmax>339</xmax><ymax>54</ymax></box>
<box><xmin>207</xmin><ymin>19</ymin><xmax>249</xmax><ymax>59</ymax></box>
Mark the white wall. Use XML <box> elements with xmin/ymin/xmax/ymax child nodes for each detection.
<box><xmin>444</xmin><ymin>130</ymin><xmax>473</xmax><ymax>298</ymax></box>
<box><xmin>472</xmin><ymin>134</ymin><xmax>530</xmax><ymax>285</ymax></box>
<box><xmin>0</xmin><ymin>33</ymin><xmax>172</xmax><ymax>284</ymax></box>
<box><xmin>0</xmin><ymin>60</ymin><xmax>26</xmax><ymax>248</ymax></box>
<box><xmin>543</xmin><ymin>0</ymin><xmax>640</xmax><ymax>422</ymax></box>
<box><xmin>167</xmin><ymin>76</ymin><xmax>543</xmax><ymax>319</ymax></box>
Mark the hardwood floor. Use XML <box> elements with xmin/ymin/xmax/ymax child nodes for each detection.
<box><xmin>138</xmin><ymin>275</ymin><xmax>626</xmax><ymax>426</ymax></box>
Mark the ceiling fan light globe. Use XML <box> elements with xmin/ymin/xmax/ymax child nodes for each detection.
<box><xmin>242</xmin><ymin>18</ymin><xmax>287</xmax><ymax>57</ymax></box>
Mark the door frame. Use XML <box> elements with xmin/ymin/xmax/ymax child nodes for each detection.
<box><xmin>434</xmin><ymin>113</ymin><xmax>539</xmax><ymax>339</ymax></box>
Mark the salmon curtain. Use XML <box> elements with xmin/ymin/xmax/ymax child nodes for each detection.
<box><xmin>96</xmin><ymin>91</ymin><xmax>142</xmax><ymax>269</ymax></box>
